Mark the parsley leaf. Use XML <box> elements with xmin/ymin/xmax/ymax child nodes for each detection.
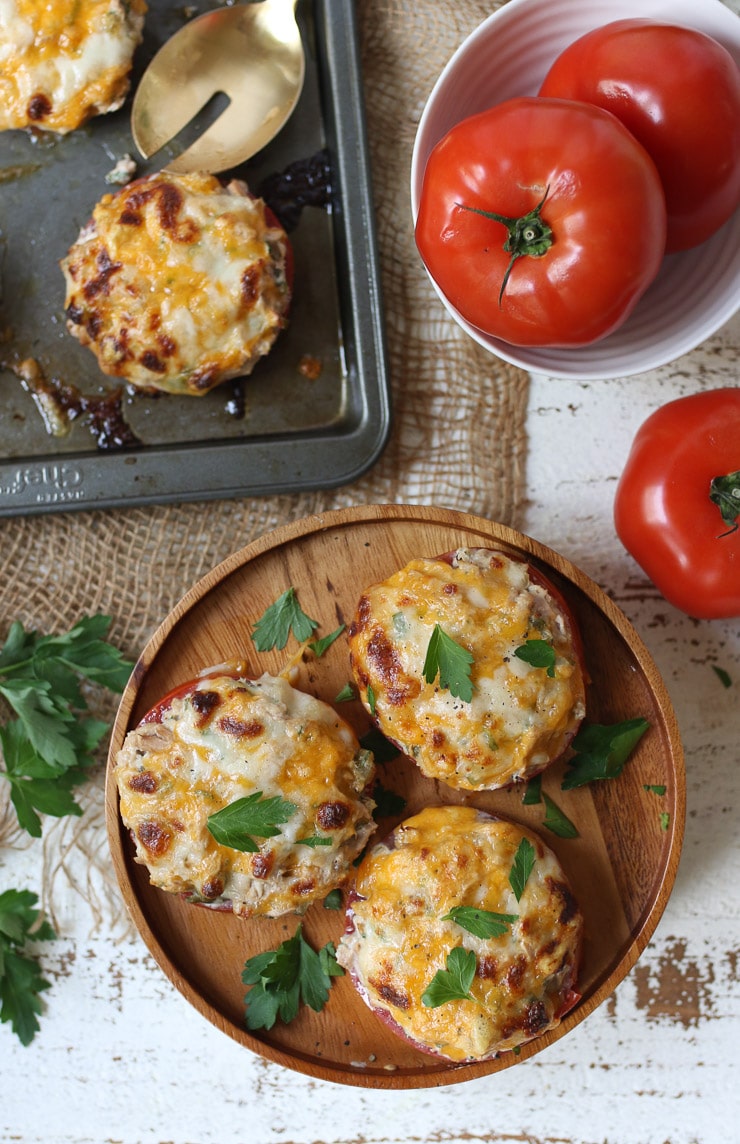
<box><xmin>712</xmin><ymin>665</ymin><xmax>732</xmax><ymax>688</ymax></box>
<box><xmin>322</xmin><ymin>889</ymin><xmax>343</xmax><ymax>910</ymax></box>
<box><xmin>0</xmin><ymin>615</ymin><xmax>132</xmax><ymax>835</ymax></box>
<box><xmin>242</xmin><ymin>925</ymin><xmax>344</xmax><ymax>1030</ymax></box>
<box><xmin>521</xmin><ymin>774</ymin><xmax>542</xmax><ymax>805</ymax></box>
<box><xmin>421</xmin><ymin>946</ymin><xmax>477</xmax><ymax>1008</ymax></box>
<box><xmin>561</xmin><ymin>717</ymin><xmax>650</xmax><ymax>790</ymax></box>
<box><xmin>660</xmin><ymin>812</ymin><xmax>671</xmax><ymax>831</ymax></box>
<box><xmin>422</xmin><ymin>624</ymin><xmax>474</xmax><ymax>702</ymax></box>
<box><xmin>644</xmin><ymin>783</ymin><xmax>667</xmax><ymax>796</ymax></box>
<box><xmin>509</xmin><ymin>837</ymin><xmax>536</xmax><ymax>901</ymax></box>
<box><xmin>0</xmin><ymin>889</ymin><xmax>55</xmax><ymax>1045</ymax></box>
<box><xmin>308</xmin><ymin>625</ymin><xmax>345</xmax><ymax>658</ymax></box>
<box><xmin>366</xmin><ymin>683</ymin><xmax>377</xmax><ymax>715</ymax></box>
<box><xmin>251</xmin><ymin>588</ymin><xmax>319</xmax><ymax>652</ymax></box>
<box><xmin>372</xmin><ymin>780</ymin><xmax>407</xmax><ymax>819</ymax></box>
<box><xmin>542</xmin><ymin>793</ymin><xmax>579</xmax><ymax>838</ymax></box>
<box><xmin>295</xmin><ymin>835</ymin><xmax>332</xmax><ymax>848</ymax></box>
<box><xmin>334</xmin><ymin>682</ymin><xmax>356</xmax><ymax>703</ymax></box>
<box><xmin>207</xmin><ymin>791</ymin><xmax>297</xmax><ymax>852</ymax></box>
<box><xmin>359</xmin><ymin>727</ymin><xmax>400</xmax><ymax>764</ymax></box>
<box><xmin>442</xmin><ymin>905</ymin><xmax>518</xmax><ymax>939</ymax></box>
<box><xmin>514</xmin><ymin>638</ymin><xmax>556</xmax><ymax>677</ymax></box>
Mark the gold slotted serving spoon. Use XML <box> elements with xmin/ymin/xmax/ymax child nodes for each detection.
<box><xmin>131</xmin><ymin>0</ymin><xmax>305</xmax><ymax>175</ymax></box>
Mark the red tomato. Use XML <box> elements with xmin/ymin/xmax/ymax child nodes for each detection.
<box><xmin>614</xmin><ymin>389</ymin><xmax>740</xmax><ymax>620</ymax></box>
<box><xmin>539</xmin><ymin>20</ymin><xmax>740</xmax><ymax>253</ymax></box>
<box><xmin>414</xmin><ymin>97</ymin><xmax>666</xmax><ymax>347</ymax></box>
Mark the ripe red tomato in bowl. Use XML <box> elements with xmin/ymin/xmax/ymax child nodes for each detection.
<box><xmin>414</xmin><ymin>96</ymin><xmax>666</xmax><ymax>348</ymax></box>
<box><xmin>539</xmin><ymin>20</ymin><xmax>740</xmax><ymax>253</ymax></box>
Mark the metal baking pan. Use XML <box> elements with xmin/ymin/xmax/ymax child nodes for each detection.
<box><xmin>0</xmin><ymin>0</ymin><xmax>391</xmax><ymax>516</ymax></box>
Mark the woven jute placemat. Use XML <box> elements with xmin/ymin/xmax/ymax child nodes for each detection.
<box><xmin>0</xmin><ymin>0</ymin><xmax>528</xmax><ymax>930</ymax></box>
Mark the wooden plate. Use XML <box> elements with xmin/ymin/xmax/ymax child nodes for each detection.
<box><xmin>105</xmin><ymin>505</ymin><xmax>685</xmax><ymax>1088</ymax></box>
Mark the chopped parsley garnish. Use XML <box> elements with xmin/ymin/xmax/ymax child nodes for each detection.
<box><xmin>251</xmin><ymin>588</ymin><xmax>319</xmax><ymax>651</ymax></box>
<box><xmin>308</xmin><ymin>625</ymin><xmax>345</xmax><ymax>658</ymax></box>
<box><xmin>366</xmin><ymin>684</ymin><xmax>377</xmax><ymax>716</ymax></box>
<box><xmin>322</xmin><ymin>889</ymin><xmax>343</xmax><ymax>910</ymax></box>
<box><xmin>334</xmin><ymin>682</ymin><xmax>356</xmax><ymax>703</ymax></box>
<box><xmin>207</xmin><ymin>791</ymin><xmax>297</xmax><ymax>852</ymax></box>
<box><xmin>442</xmin><ymin>905</ymin><xmax>518</xmax><ymax>939</ymax></box>
<box><xmin>242</xmin><ymin>925</ymin><xmax>344</xmax><ymax>1030</ymax></box>
<box><xmin>509</xmin><ymin>836</ymin><xmax>536</xmax><ymax>900</ymax></box>
<box><xmin>422</xmin><ymin>624</ymin><xmax>474</xmax><ymax>702</ymax></box>
<box><xmin>712</xmin><ymin>665</ymin><xmax>732</xmax><ymax>688</ymax></box>
<box><xmin>561</xmin><ymin>717</ymin><xmax>650</xmax><ymax>790</ymax></box>
<box><xmin>0</xmin><ymin>889</ymin><xmax>56</xmax><ymax>1045</ymax></box>
<box><xmin>421</xmin><ymin>946</ymin><xmax>477</xmax><ymax>1008</ymax></box>
<box><xmin>660</xmin><ymin>812</ymin><xmax>671</xmax><ymax>832</ymax></box>
<box><xmin>514</xmin><ymin>638</ymin><xmax>556</xmax><ymax>677</ymax></box>
<box><xmin>643</xmin><ymin>783</ymin><xmax>667</xmax><ymax>796</ymax></box>
<box><xmin>295</xmin><ymin>835</ymin><xmax>332</xmax><ymax>848</ymax></box>
<box><xmin>542</xmin><ymin>793</ymin><xmax>579</xmax><ymax>838</ymax></box>
<box><xmin>0</xmin><ymin>614</ymin><xmax>133</xmax><ymax>836</ymax></box>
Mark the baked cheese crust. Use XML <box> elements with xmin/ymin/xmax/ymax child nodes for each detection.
<box><xmin>60</xmin><ymin>172</ymin><xmax>292</xmax><ymax>395</ymax></box>
<box><xmin>0</xmin><ymin>0</ymin><xmax>147</xmax><ymax>134</ymax></box>
<box><xmin>348</xmin><ymin>548</ymin><xmax>586</xmax><ymax>791</ymax></box>
<box><xmin>337</xmin><ymin>805</ymin><xmax>582</xmax><ymax>1061</ymax></box>
<box><xmin>114</xmin><ymin>672</ymin><xmax>376</xmax><ymax>918</ymax></box>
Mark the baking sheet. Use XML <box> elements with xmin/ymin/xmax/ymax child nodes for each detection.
<box><xmin>0</xmin><ymin>0</ymin><xmax>391</xmax><ymax>515</ymax></box>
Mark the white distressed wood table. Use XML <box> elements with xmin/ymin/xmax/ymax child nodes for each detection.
<box><xmin>2</xmin><ymin>308</ymin><xmax>738</xmax><ymax>1144</ymax></box>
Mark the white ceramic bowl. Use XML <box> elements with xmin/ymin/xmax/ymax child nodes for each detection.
<box><xmin>410</xmin><ymin>0</ymin><xmax>740</xmax><ymax>379</ymax></box>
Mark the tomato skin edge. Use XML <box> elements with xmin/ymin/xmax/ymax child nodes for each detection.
<box><xmin>614</xmin><ymin>389</ymin><xmax>740</xmax><ymax>620</ymax></box>
<box><xmin>414</xmin><ymin>97</ymin><xmax>666</xmax><ymax>347</ymax></box>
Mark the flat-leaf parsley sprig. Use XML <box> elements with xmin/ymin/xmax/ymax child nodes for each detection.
<box><xmin>422</xmin><ymin>624</ymin><xmax>474</xmax><ymax>702</ymax></box>
<box><xmin>0</xmin><ymin>888</ymin><xmax>56</xmax><ymax>1046</ymax></box>
<box><xmin>0</xmin><ymin>614</ymin><xmax>133</xmax><ymax>836</ymax></box>
<box><xmin>242</xmin><ymin>924</ymin><xmax>344</xmax><ymax>1030</ymax></box>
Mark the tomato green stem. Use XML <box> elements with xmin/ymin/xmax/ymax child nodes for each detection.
<box><xmin>455</xmin><ymin>187</ymin><xmax>552</xmax><ymax>305</ymax></box>
<box><xmin>709</xmin><ymin>469</ymin><xmax>740</xmax><ymax>537</ymax></box>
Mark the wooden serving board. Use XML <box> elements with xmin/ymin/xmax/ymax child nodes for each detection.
<box><xmin>105</xmin><ymin>504</ymin><xmax>685</xmax><ymax>1088</ymax></box>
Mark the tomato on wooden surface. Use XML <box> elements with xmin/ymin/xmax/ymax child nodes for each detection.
<box><xmin>539</xmin><ymin>20</ymin><xmax>740</xmax><ymax>253</ymax></box>
<box><xmin>414</xmin><ymin>97</ymin><xmax>666</xmax><ymax>348</ymax></box>
<box><xmin>614</xmin><ymin>388</ymin><xmax>740</xmax><ymax>620</ymax></box>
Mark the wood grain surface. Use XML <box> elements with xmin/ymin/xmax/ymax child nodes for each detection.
<box><xmin>104</xmin><ymin>504</ymin><xmax>685</xmax><ymax>1088</ymax></box>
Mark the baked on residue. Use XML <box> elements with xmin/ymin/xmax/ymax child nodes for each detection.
<box><xmin>337</xmin><ymin>805</ymin><xmax>583</xmax><ymax>1061</ymax></box>
<box><xmin>348</xmin><ymin>547</ymin><xmax>586</xmax><ymax>791</ymax></box>
<box><xmin>114</xmin><ymin>672</ymin><xmax>376</xmax><ymax>917</ymax></box>
<box><xmin>61</xmin><ymin>172</ymin><xmax>291</xmax><ymax>395</ymax></box>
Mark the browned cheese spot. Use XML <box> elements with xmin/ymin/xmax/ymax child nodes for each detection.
<box><xmin>218</xmin><ymin>717</ymin><xmax>264</xmax><ymax>739</ymax></box>
<box><xmin>83</xmin><ymin>249</ymin><xmax>122</xmax><ymax>301</ymax></box>
<box><xmin>189</xmin><ymin>689</ymin><xmax>221</xmax><ymax>727</ymax></box>
<box><xmin>316</xmin><ymin>801</ymin><xmax>351</xmax><ymax>831</ymax></box>
<box><xmin>128</xmin><ymin>771</ymin><xmax>158</xmax><ymax>794</ymax></box>
<box><xmin>546</xmin><ymin>876</ymin><xmax>580</xmax><ymax>926</ymax></box>
<box><xmin>370</xmin><ymin>977</ymin><xmax>411</xmax><ymax>1012</ymax></box>
<box><xmin>251</xmin><ymin>852</ymin><xmax>275</xmax><ymax>880</ymax></box>
<box><xmin>137</xmin><ymin>820</ymin><xmax>172</xmax><ymax>857</ymax></box>
<box><xmin>200</xmin><ymin>879</ymin><xmax>224</xmax><ymax>901</ymax></box>
<box><xmin>27</xmin><ymin>93</ymin><xmax>52</xmax><ymax>121</ymax></box>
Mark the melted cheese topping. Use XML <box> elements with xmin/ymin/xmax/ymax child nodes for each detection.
<box><xmin>348</xmin><ymin>548</ymin><xmax>586</xmax><ymax>790</ymax></box>
<box><xmin>114</xmin><ymin>673</ymin><xmax>376</xmax><ymax>918</ymax></box>
<box><xmin>0</xmin><ymin>0</ymin><xmax>146</xmax><ymax>133</ymax></box>
<box><xmin>337</xmin><ymin>806</ymin><xmax>583</xmax><ymax>1061</ymax></box>
<box><xmin>60</xmin><ymin>172</ymin><xmax>291</xmax><ymax>395</ymax></box>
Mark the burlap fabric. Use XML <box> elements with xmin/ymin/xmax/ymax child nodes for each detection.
<box><xmin>0</xmin><ymin>0</ymin><xmax>528</xmax><ymax>930</ymax></box>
